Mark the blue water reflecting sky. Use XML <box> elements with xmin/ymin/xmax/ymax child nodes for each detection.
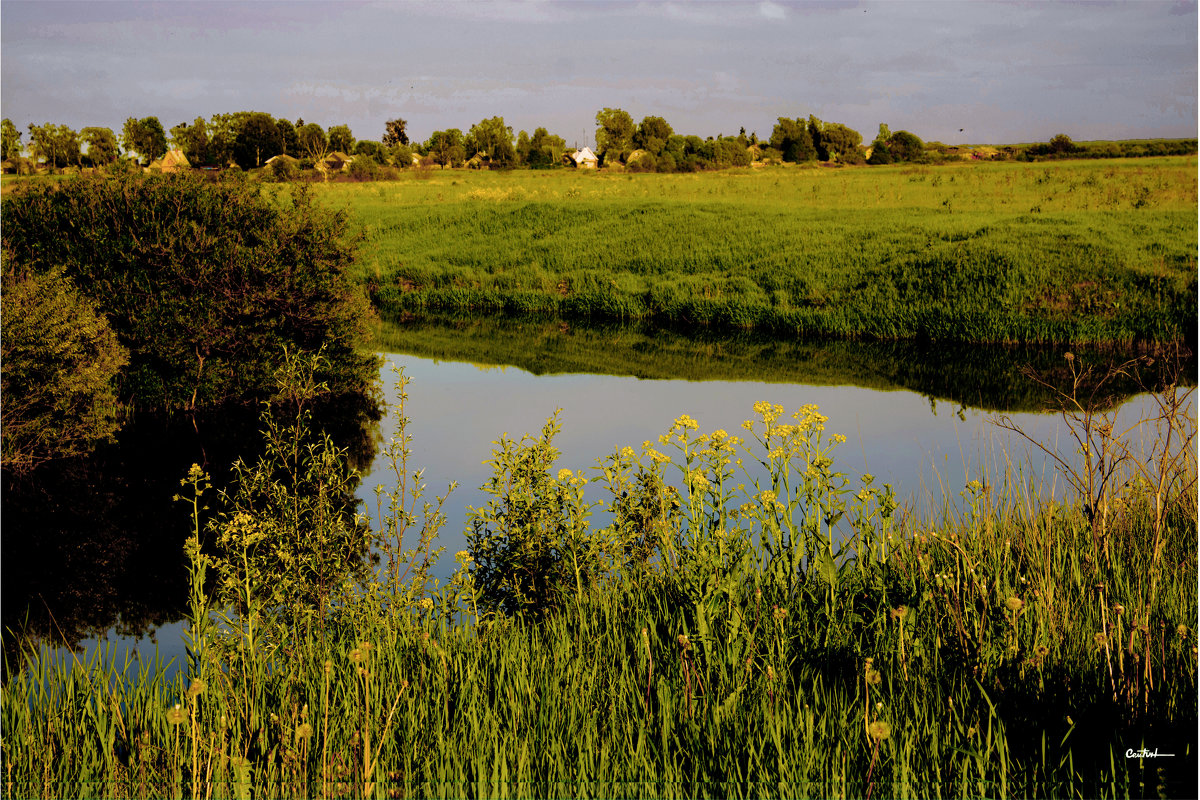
<box><xmin>366</xmin><ymin>352</ymin><xmax>1078</xmax><ymax>584</ymax></box>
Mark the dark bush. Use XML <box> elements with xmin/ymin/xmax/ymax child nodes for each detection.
<box><xmin>348</xmin><ymin>155</ymin><xmax>380</xmax><ymax>181</ymax></box>
<box><xmin>1</xmin><ymin>263</ymin><xmax>128</xmax><ymax>473</ymax></box>
<box><xmin>269</xmin><ymin>157</ymin><xmax>297</xmax><ymax>182</ymax></box>
<box><xmin>1</xmin><ymin>172</ymin><xmax>379</xmax><ymax>413</ymax></box>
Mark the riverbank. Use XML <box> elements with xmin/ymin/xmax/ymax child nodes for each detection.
<box><xmin>326</xmin><ymin>157</ymin><xmax>1197</xmax><ymax>349</ymax></box>
<box><xmin>3</xmin><ymin>364</ymin><xmax>1195</xmax><ymax>799</ymax></box>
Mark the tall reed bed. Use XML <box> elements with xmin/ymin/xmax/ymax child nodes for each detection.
<box><xmin>3</xmin><ymin>354</ymin><xmax>1195</xmax><ymax>799</ymax></box>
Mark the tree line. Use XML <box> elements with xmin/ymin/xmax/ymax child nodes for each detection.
<box><xmin>0</xmin><ymin>110</ymin><xmax>939</xmax><ymax>175</ymax></box>
<box><xmin>3</xmin><ymin>112</ymin><xmax>1193</xmax><ymax>177</ymax></box>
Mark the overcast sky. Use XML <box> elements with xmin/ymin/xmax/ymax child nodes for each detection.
<box><xmin>2</xmin><ymin>0</ymin><xmax>1196</xmax><ymax>149</ymax></box>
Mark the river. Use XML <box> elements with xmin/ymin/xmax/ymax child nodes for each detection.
<box><xmin>4</xmin><ymin>316</ymin><xmax>1190</xmax><ymax>677</ymax></box>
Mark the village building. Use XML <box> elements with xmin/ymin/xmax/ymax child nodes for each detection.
<box><xmin>567</xmin><ymin>146</ymin><xmax>598</xmax><ymax>169</ymax></box>
<box><xmin>147</xmin><ymin>149</ymin><xmax>190</xmax><ymax>173</ymax></box>
<box><xmin>264</xmin><ymin>153</ymin><xmax>299</xmax><ymax>168</ymax></box>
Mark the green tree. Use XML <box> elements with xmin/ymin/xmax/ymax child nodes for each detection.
<box><xmin>816</xmin><ymin>121</ymin><xmax>863</xmax><ymax>163</ymax></box>
<box><xmin>276</xmin><ymin>118</ymin><xmax>301</xmax><ymax>157</ymax></box>
<box><xmin>353</xmin><ymin>140</ymin><xmax>387</xmax><ymax>161</ymax></box>
<box><xmin>27</xmin><ymin>123</ymin><xmax>81</xmax><ymax>169</ymax></box>
<box><xmin>390</xmin><ymin>143</ymin><xmax>415</xmax><ymax>168</ymax></box>
<box><xmin>888</xmin><ymin>130</ymin><xmax>924</xmax><ymax>162</ymax></box>
<box><xmin>634</xmin><ymin>115</ymin><xmax>673</xmax><ymax>155</ymax></box>
<box><xmin>171</xmin><ymin>117</ymin><xmax>213</xmax><ymax>166</ymax></box>
<box><xmin>1</xmin><ymin>262</ymin><xmax>128</xmax><ymax>474</ymax></box>
<box><xmin>328</xmin><ymin>124</ymin><xmax>355</xmax><ymax>154</ymax></box>
<box><xmin>1</xmin><ymin>172</ymin><xmax>378</xmax><ymax>412</ymax></box>
<box><xmin>770</xmin><ymin>117</ymin><xmax>815</xmax><ymax>163</ymax></box>
<box><xmin>297</xmin><ymin>122</ymin><xmax>330</xmax><ymax>162</ymax></box>
<box><xmin>232</xmin><ymin>112</ymin><xmax>283</xmax><ymax>168</ymax></box>
<box><xmin>663</xmin><ymin>134</ymin><xmax>688</xmax><ymax>163</ymax></box>
<box><xmin>2</xmin><ymin>118</ymin><xmax>22</xmax><ymax>161</ymax></box>
<box><xmin>1049</xmin><ymin>133</ymin><xmax>1075</xmax><ymax>154</ymax></box>
<box><xmin>700</xmin><ymin>137</ymin><xmax>751</xmax><ymax>168</ymax></box>
<box><xmin>467</xmin><ymin>116</ymin><xmax>516</xmax><ymax>167</ymax></box>
<box><xmin>382</xmin><ymin>118</ymin><xmax>409</xmax><ymax>147</ymax></box>
<box><xmin>515</xmin><ymin>130</ymin><xmax>532</xmax><ymax>165</ymax></box>
<box><xmin>528</xmin><ymin>127</ymin><xmax>566</xmax><ymax>169</ymax></box>
<box><xmin>867</xmin><ymin>123</ymin><xmax>893</xmax><ymax>164</ymax></box>
<box><xmin>594</xmin><ymin>107</ymin><xmax>635</xmax><ymax>165</ymax></box>
<box><xmin>121</xmin><ymin>117</ymin><xmax>167</xmax><ymax>166</ymax></box>
<box><xmin>206</xmin><ymin>113</ymin><xmax>243</xmax><ymax>167</ymax></box>
<box><xmin>80</xmin><ymin>127</ymin><xmax>119</xmax><ymax>166</ymax></box>
<box><xmin>425</xmin><ymin>129</ymin><xmax>465</xmax><ymax>168</ymax></box>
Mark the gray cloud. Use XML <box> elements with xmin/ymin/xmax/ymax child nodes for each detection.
<box><xmin>2</xmin><ymin>0</ymin><xmax>1194</xmax><ymax>147</ymax></box>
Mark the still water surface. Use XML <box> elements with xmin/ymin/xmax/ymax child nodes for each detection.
<box><xmin>7</xmin><ymin>324</ymin><xmax>1180</xmax><ymax>678</ymax></box>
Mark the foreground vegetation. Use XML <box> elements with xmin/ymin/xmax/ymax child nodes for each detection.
<box><xmin>3</xmin><ymin>353</ymin><xmax>1195</xmax><ymax>799</ymax></box>
<box><xmin>331</xmin><ymin>157</ymin><xmax>1197</xmax><ymax>348</ymax></box>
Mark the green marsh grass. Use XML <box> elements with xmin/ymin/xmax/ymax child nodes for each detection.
<box><xmin>2</xmin><ymin>355</ymin><xmax>1195</xmax><ymax>799</ymax></box>
<box><xmin>322</xmin><ymin>159</ymin><xmax>1197</xmax><ymax>347</ymax></box>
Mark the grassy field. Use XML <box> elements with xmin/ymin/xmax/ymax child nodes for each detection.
<box><xmin>3</xmin><ymin>360</ymin><xmax>1195</xmax><ymax>799</ymax></box>
<box><xmin>314</xmin><ymin>157</ymin><xmax>1197</xmax><ymax>348</ymax></box>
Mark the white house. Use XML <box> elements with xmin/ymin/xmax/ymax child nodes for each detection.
<box><xmin>570</xmin><ymin>146</ymin><xmax>599</xmax><ymax>169</ymax></box>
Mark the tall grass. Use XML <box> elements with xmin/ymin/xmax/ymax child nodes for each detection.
<box><xmin>2</xmin><ymin>354</ymin><xmax>1195</xmax><ymax>799</ymax></box>
<box><xmin>324</xmin><ymin>159</ymin><xmax>1197</xmax><ymax>347</ymax></box>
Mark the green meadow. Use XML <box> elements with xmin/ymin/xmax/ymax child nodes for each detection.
<box><xmin>317</xmin><ymin>157</ymin><xmax>1197</xmax><ymax>348</ymax></box>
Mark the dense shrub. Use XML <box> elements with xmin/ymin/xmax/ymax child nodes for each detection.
<box><xmin>348</xmin><ymin>154</ymin><xmax>380</xmax><ymax>181</ymax></box>
<box><xmin>268</xmin><ymin>157</ymin><xmax>297</xmax><ymax>182</ymax></box>
<box><xmin>0</xmin><ymin>263</ymin><xmax>128</xmax><ymax>472</ymax></box>
<box><xmin>1</xmin><ymin>172</ymin><xmax>378</xmax><ymax>413</ymax></box>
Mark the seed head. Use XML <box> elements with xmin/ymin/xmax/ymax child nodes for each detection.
<box><xmin>868</xmin><ymin>720</ymin><xmax>891</xmax><ymax>741</ymax></box>
<box><xmin>865</xmin><ymin>668</ymin><xmax>882</xmax><ymax>686</ymax></box>
<box><xmin>166</xmin><ymin>705</ymin><xmax>185</xmax><ymax>725</ymax></box>
<box><xmin>295</xmin><ymin>722</ymin><xmax>313</xmax><ymax>741</ymax></box>
<box><xmin>1177</xmin><ymin>624</ymin><xmax>1189</xmax><ymax>639</ymax></box>
<box><xmin>186</xmin><ymin>679</ymin><xmax>206</xmax><ymax>699</ymax></box>
<box><xmin>1005</xmin><ymin>596</ymin><xmax>1024</xmax><ymax>613</ymax></box>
